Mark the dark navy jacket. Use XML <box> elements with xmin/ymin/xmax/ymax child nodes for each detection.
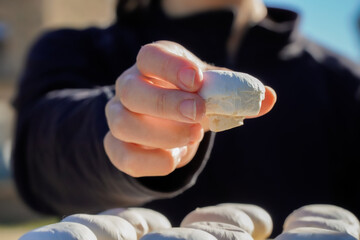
<box><xmin>12</xmin><ymin>1</ymin><xmax>360</xmax><ymax>236</ymax></box>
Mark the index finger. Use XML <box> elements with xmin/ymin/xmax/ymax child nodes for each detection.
<box><xmin>136</xmin><ymin>41</ymin><xmax>205</xmax><ymax>92</ymax></box>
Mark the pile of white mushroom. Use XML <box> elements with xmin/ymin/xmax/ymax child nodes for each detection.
<box><xmin>19</xmin><ymin>203</ymin><xmax>273</xmax><ymax>240</ymax></box>
<box><xmin>144</xmin><ymin>203</ymin><xmax>272</xmax><ymax>240</ymax></box>
<box><xmin>19</xmin><ymin>204</ymin><xmax>360</xmax><ymax>240</ymax></box>
<box><xmin>275</xmin><ymin>204</ymin><xmax>360</xmax><ymax>240</ymax></box>
<box><xmin>19</xmin><ymin>207</ymin><xmax>170</xmax><ymax>240</ymax></box>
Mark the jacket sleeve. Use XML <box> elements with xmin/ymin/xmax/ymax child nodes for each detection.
<box><xmin>12</xmin><ymin>29</ymin><xmax>215</xmax><ymax>216</ymax></box>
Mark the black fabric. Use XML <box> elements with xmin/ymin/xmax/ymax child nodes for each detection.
<box><xmin>12</xmin><ymin>1</ymin><xmax>360</xmax><ymax>237</ymax></box>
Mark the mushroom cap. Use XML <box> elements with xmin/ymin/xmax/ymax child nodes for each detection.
<box><xmin>275</xmin><ymin>227</ymin><xmax>357</xmax><ymax>240</ymax></box>
<box><xmin>283</xmin><ymin>204</ymin><xmax>360</xmax><ymax>232</ymax></box>
<box><xmin>284</xmin><ymin>216</ymin><xmax>359</xmax><ymax>239</ymax></box>
<box><xmin>128</xmin><ymin>207</ymin><xmax>172</xmax><ymax>232</ymax></box>
<box><xmin>99</xmin><ymin>208</ymin><xmax>149</xmax><ymax>238</ymax></box>
<box><xmin>19</xmin><ymin>222</ymin><xmax>97</xmax><ymax>240</ymax></box>
<box><xmin>180</xmin><ymin>205</ymin><xmax>254</xmax><ymax>235</ymax></box>
<box><xmin>62</xmin><ymin>213</ymin><xmax>137</xmax><ymax>240</ymax></box>
<box><xmin>184</xmin><ymin>221</ymin><xmax>254</xmax><ymax>240</ymax></box>
<box><xmin>218</xmin><ymin>203</ymin><xmax>273</xmax><ymax>240</ymax></box>
<box><xmin>140</xmin><ymin>227</ymin><xmax>217</xmax><ymax>240</ymax></box>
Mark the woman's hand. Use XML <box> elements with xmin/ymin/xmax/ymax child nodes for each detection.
<box><xmin>104</xmin><ymin>41</ymin><xmax>276</xmax><ymax>177</ymax></box>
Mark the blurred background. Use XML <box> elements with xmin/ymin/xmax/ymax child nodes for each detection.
<box><xmin>0</xmin><ymin>0</ymin><xmax>359</xmax><ymax>238</ymax></box>
<box><xmin>0</xmin><ymin>0</ymin><xmax>116</xmax><ymax>238</ymax></box>
<box><xmin>265</xmin><ymin>0</ymin><xmax>360</xmax><ymax>62</ymax></box>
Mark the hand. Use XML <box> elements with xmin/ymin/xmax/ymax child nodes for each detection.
<box><xmin>104</xmin><ymin>41</ymin><xmax>276</xmax><ymax>177</ymax></box>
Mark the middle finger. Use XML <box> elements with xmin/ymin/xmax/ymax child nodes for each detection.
<box><xmin>106</xmin><ymin>99</ymin><xmax>204</xmax><ymax>149</ymax></box>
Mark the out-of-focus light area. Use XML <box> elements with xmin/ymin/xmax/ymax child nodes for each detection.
<box><xmin>264</xmin><ymin>0</ymin><xmax>360</xmax><ymax>63</ymax></box>
<box><xmin>0</xmin><ymin>1</ymin><xmax>117</xmax><ymax>238</ymax></box>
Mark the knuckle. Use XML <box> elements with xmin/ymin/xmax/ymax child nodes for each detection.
<box><xmin>116</xmin><ymin>67</ymin><xmax>132</xmax><ymax>92</ymax></box>
<box><xmin>103</xmin><ymin>134</ymin><xmax>147</xmax><ymax>178</ymax></box>
<box><xmin>104</xmin><ymin>97</ymin><xmax>114</xmax><ymax>120</ymax></box>
<box><xmin>103</xmin><ymin>132</ymin><xmax>112</xmax><ymax>154</ymax></box>
<box><xmin>110</xmin><ymin>112</ymin><xmax>128</xmax><ymax>140</ymax></box>
<box><xmin>115</xmin><ymin>75</ymin><xmax>122</xmax><ymax>93</ymax></box>
<box><xmin>118</xmin><ymin>75</ymin><xmax>132</xmax><ymax>105</ymax></box>
<box><xmin>137</xmin><ymin>43</ymin><xmax>175</xmax><ymax>74</ymax></box>
<box><xmin>137</xmin><ymin>43</ymin><xmax>160</xmax><ymax>63</ymax></box>
<box><xmin>103</xmin><ymin>134</ymin><xmax>130</xmax><ymax>174</ymax></box>
<box><xmin>105</xmin><ymin>101</ymin><xmax>132</xmax><ymax>142</ymax></box>
<box><xmin>116</xmin><ymin>66</ymin><xmax>139</xmax><ymax>105</ymax></box>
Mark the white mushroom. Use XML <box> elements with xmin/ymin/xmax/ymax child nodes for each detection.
<box><xmin>140</xmin><ymin>227</ymin><xmax>217</xmax><ymax>240</ymax></box>
<box><xmin>99</xmin><ymin>208</ymin><xmax>149</xmax><ymax>238</ymax></box>
<box><xmin>218</xmin><ymin>203</ymin><xmax>273</xmax><ymax>240</ymax></box>
<box><xmin>62</xmin><ymin>213</ymin><xmax>137</xmax><ymax>240</ymax></box>
<box><xmin>283</xmin><ymin>216</ymin><xmax>359</xmax><ymax>239</ymax></box>
<box><xmin>180</xmin><ymin>205</ymin><xmax>254</xmax><ymax>235</ymax></box>
<box><xmin>274</xmin><ymin>227</ymin><xmax>357</xmax><ymax>240</ymax></box>
<box><xmin>283</xmin><ymin>204</ymin><xmax>360</xmax><ymax>234</ymax></box>
<box><xmin>128</xmin><ymin>207</ymin><xmax>172</xmax><ymax>232</ymax></box>
<box><xmin>199</xmin><ymin>70</ymin><xmax>265</xmax><ymax>132</ymax></box>
<box><xmin>183</xmin><ymin>221</ymin><xmax>254</xmax><ymax>240</ymax></box>
<box><xmin>19</xmin><ymin>222</ymin><xmax>97</xmax><ymax>240</ymax></box>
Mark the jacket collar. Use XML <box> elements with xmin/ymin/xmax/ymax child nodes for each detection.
<box><xmin>115</xmin><ymin>0</ymin><xmax>301</xmax><ymax>69</ymax></box>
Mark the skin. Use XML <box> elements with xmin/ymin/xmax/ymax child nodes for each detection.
<box><xmin>104</xmin><ymin>0</ymin><xmax>277</xmax><ymax>177</ymax></box>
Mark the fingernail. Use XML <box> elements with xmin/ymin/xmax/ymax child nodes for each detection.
<box><xmin>178</xmin><ymin>68</ymin><xmax>196</xmax><ymax>90</ymax></box>
<box><xmin>171</xmin><ymin>146</ymin><xmax>188</xmax><ymax>165</ymax></box>
<box><xmin>180</xmin><ymin>99</ymin><xmax>196</xmax><ymax>120</ymax></box>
